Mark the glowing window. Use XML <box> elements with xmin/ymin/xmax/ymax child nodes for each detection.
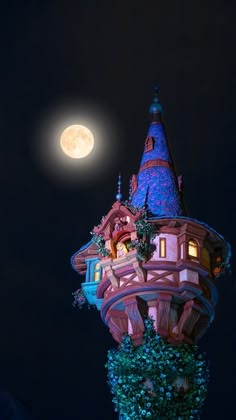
<box><xmin>188</xmin><ymin>240</ymin><xmax>198</xmax><ymax>258</ymax></box>
<box><xmin>159</xmin><ymin>238</ymin><xmax>166</xmax><ymax>258</ymax></box>
<box><xmin>94</xmin><ymin>262</ymin><xmax>101</xmax><ymax>282</ymax></box>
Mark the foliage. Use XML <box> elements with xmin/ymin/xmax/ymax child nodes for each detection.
<box><xmin>106</xmin><ymin>318</ymin><xmax>209</xmax><ymax>420</ymax></box>
<box><xmin>131</xmin><ymin>214</ymin><xmax>156</xmax><ymax>260</ymax></box>
<box><xmin>96</xmin><ymin>214</ymin><xmax>107</xmax><ymax>228</ymax></box>
<box><xmin>216</xmin><ymin>257</ymin><xmax>231</xmax><ymax>275</ymax></box>
<box><xmin>72</xmin><ymin>288</ymin><xmax>87</xmax><ymax>309</ymax></box>
<box><xmin>91</xmin><ymin>232</ymin><xmax>111</xmax><ymax>257</ymax></box>
<box><xmin>135</xmin><ymin>218</ymin><xmax>155</xmax><ymax>238</ymax></box>
<box><xmin>128</xmin><ymin>239</ymin><xmax>155</xmax><ymax>261</ymax></box>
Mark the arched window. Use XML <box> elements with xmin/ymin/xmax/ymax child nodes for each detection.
<box><xmin>188</xmin><ymin>239</ymin><xmax>198</xmax><ymax>258</ymax></box>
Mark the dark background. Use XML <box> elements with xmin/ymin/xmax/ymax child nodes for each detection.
<box><xmin>0</xmin><ymin>0</ymin><xmax>235</xmax><ymax>419</ymax></box>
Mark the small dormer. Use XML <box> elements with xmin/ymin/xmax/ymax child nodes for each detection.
<box><xmin>177</xmin><ymin>222</ymin><xmax>205</xmax><ymax>264</ymax></box>
<box><xmin>144</xmin><ymin>136</ymin><xmax>155</xmax><ymax>152</ymax></box>
<box><xmin>93</xmin><ymin>201</ymin><xmax>142</xmax><ymax>256</ymax></box>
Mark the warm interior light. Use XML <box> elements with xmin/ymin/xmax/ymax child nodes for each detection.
<box><xmin>188</xmin><ymin>240</ymin><xmax>198</xmax><ymax>258</ymax></box>
<box><xmin>160</xmin><ymin>238</ymin><xmax>166</xmax><ymax>258</ymax></box>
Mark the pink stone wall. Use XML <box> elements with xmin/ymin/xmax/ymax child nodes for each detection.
<box><xmin>179</xmin><ymin>269</ymin><xmax>199</xmax><ymax>285</ymax></box>
<box><xmin>152</xmin><ymin>234</ymin><xmax>178</xmax><ymax>261</ymax></box>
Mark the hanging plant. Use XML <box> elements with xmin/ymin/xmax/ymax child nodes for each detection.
<box><xmin>128</xmin><ymin>239</ymin><xmax>155</xmax><ymax>261</ymax></box>
<box><xmin>126</xmin><ymin>214</ymin><xmax>156</xmax><ymax>260</ymax></box>
<box><xmin>72</xmin><ymin>288</ymin><xmax>87</xmax><ymax>309</ymax></box>
<box><xmin>135</xmin><ymin>218</ymin><xmax>155</xmax><ymax>238</ymax></box>
<box><xmin>106</xmin><ymin>318</ymin><xmax>209</xmax><ymax>419</ymax></box>
<box><xmin>91</xmin><ymin>232</ymin><xmax>111</xmax><ymax>258</ymax></box>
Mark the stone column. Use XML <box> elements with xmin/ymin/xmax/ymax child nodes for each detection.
<box><xmin>156</xmin><ymin>294</ymin><xmax>172</xmax><ymax>336</ymax></box>
<box><xmin>124</xmin><ymin>296</ymin><xmax>144</xmax><ymax>346</ymax></box>
<box><xmin>177</xmin><ymin>300</ymin><xmax>201</xmax><ymax>341</ymax></box>
<box><xmin>106</xmin><ymin>310</ymin><xmax>128</xmax><ymax>344</ymax></box>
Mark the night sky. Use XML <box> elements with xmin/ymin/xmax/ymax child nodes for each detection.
<box><xmin>0</xmin><ymin>1</ymin><xmax>235</xmax><ymax>419</ymax></box>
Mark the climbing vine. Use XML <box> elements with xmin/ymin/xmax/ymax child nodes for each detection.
<box><xmin>106</xmin><ymin>318</ymin><xmax>209</xmax><ymax>420</ymax></box>
<box><xmin>131</xmin><ymin>213</ymin><xmax>156</xmax><ymax>260</ymax></box>
<box><xmin>135</xmin><ymin>218</ymin><xmax>155</xmax><ymax>238</ymax></box>
<box><xmin>91</xmin><ymin>232</ymin><xmax>111</xmax><ymax>257</ymax></box>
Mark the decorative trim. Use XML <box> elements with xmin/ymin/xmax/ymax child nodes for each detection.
<box><xmin>139</xmin><ymin>158</ymin><xmax>173</xmax><ymax>174</ymax></box>
<box><xmin>144</xmin><ymin>136</ymin><xmax>155</xmax><ymax>152</ymax></box>
<box><xmin>131</xmin><ymin>174</ymin><xmax>138</xmax><ymax>195</ymax></box>
<box><xmin>100</xmin><ymin>283</ymin><xmax>214</xmax><ymax>326</ymax></box>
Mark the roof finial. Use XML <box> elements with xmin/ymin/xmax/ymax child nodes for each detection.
<box><xmin>116</xmin><ymin>173</ymin><xmax>122</xmax><ymax>202</ymax></box>
<box><xmin>154</xmin><ymin>84</ymin><xmax>159</xmax><ymax>102</ymax></box>
<box><xmin>149</xmin><ymin>84</ymin><xmax>163</xmax><ymax>118</ymax></box>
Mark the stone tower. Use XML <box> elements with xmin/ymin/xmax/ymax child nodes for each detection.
<box><xmin>71</xmin><ymin>87</ymin><xmax>230</xmax><ymax>419</ymax></box>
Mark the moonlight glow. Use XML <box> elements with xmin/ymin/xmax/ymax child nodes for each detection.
<box><xmin>60</xmin><ymin>124</ymin><xmax>94</xmax><ymax>158</ymax></box>
<box><xmin>34</xmin><ymin>100</ymin><xmax>123</xmax><ymax>187</ymax></box>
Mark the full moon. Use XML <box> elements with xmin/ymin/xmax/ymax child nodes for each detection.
<box><xmin>60</xmin><ymin>124</ymin><xmax>94</xmax><ymax>158</ymax></box>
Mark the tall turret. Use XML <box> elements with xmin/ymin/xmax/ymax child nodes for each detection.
<box><xmin>71</xmin><ymin>87</ymin><xmax>231</xmax><ymax>419</ymax></box>
<box><xmin>131</xmin><ymin>86</ymin><xmax>183</xmax><ymax>217</ymax></box>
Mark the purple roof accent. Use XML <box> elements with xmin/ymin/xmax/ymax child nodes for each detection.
<box><xmin>131</xmin><ymin>121</ymin><xmax>183</xmax><ymax>216</ymax></box>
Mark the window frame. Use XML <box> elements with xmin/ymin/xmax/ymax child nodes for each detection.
<box><xmin>188</xmin><ymin>239</ymin><xmax>198</xmax><ymax>258</ymax></box>
<box><xmin>159</xmin><ymin>237</ymin><xmax>166</xmax><ymax>258</ymax></box>
<box><xmin>145</xmin><ymin>136</ymin><xmax>155</xmax><ymax>152</ymax></box>
<box><xmin>94</xmin><ymin>262</ymin><xmax>101</xmax><ymax>282</ymax></box>
<box><xmin>85</xmin><ymin>258</ymin><xmax>102</xmax><ymax>283</ymax></box>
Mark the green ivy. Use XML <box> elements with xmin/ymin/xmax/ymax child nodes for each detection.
<box><xmin>106</xmin><ymin>318</ymin><xmax>209</xmax><ymax>419</ymax></box>
<box><xmin>132</xmin><ymin>215</ymin><xmax>156</xmax><ymax>260</ymax></box>
<box><xmin>129</xmin><ymin>239</ymin><xmax>154</xmax><ymax>261</ymax></box>
<box><xmin>135</xmin><ymin>218</ymin><xmax>155</xmax><ymax>238</ymax></box>
<box><xmin>91</xmin><ymin>232</ymin><xmax>111</xmax><ymax>257</ymax></box>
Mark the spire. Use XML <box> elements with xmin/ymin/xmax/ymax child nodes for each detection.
<box><xmin>116</xmin><ymin>173</ymin><xmax>122</xmax><ymax>202</ymax></box>
<box><xmin>149</xmin><ymin>84</ymin><xmax>163</xmax><ymax>122</ymax></box>
<box><xmin>130</xmin><ymin>86</ymin><xmax>183</xmax><ymax>217</ymax></box>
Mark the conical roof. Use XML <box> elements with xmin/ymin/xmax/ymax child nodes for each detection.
<box><xmin>130</xmin><ymin>87</ymin><xmax>183</xmax><ymax>217</ymax></box>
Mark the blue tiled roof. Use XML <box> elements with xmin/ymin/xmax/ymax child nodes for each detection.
<box><xmin>131</xmin><ymin>121</ymin><xmax>183</xmax><ymax>217</ymax></box>
<box><xmin>141</xmin><ymin>123</ymin><xmax>171</xmax><ymax>164</ymax></box>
